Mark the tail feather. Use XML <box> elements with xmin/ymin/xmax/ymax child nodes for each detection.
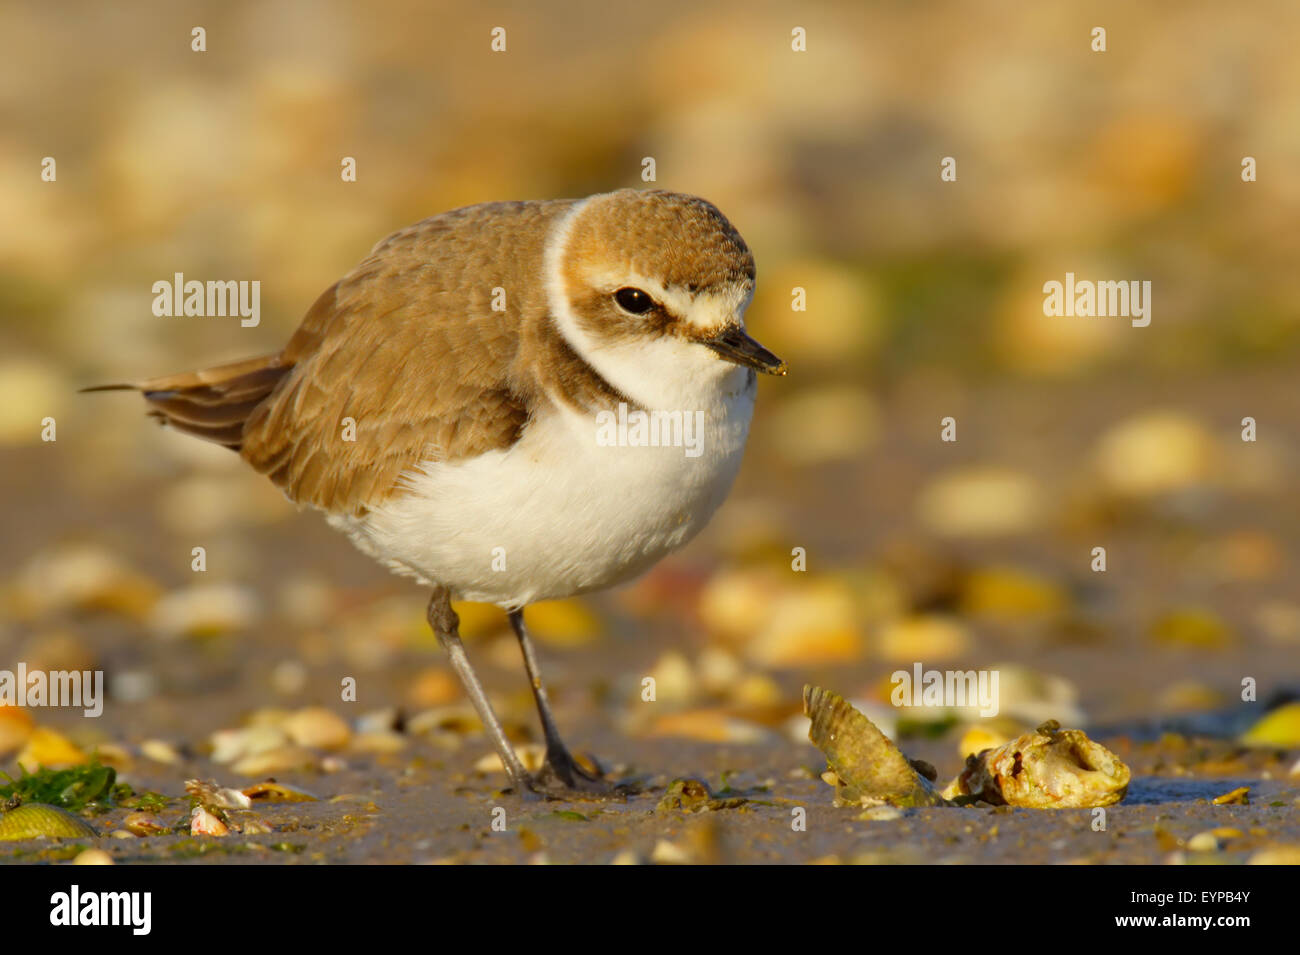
<box><xmin>84</xmin><ymin>355</ymin><xmax>290</xmax><ymax>451</ymax></box>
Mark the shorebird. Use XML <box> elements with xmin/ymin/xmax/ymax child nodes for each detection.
<box><xmin>92</xmin><ymin>188</ymin><xmax>786</xmax><ymax>796</ymax></box>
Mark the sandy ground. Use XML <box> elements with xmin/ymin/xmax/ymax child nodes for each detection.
<box><xmin>2</xmin><ymin>372</ymin><xmax>1299</xmax><ymax>864</ymax></box>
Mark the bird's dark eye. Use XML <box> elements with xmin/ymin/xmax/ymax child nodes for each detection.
<box><xmin>614</xmin><ymin>287</ymin><xmax>655</xmax><ymax>315</ymax></box>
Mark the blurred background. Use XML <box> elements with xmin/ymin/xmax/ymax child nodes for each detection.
<box><xmin>2</xmin><ymin>0</ymin><xmax>1299</xmax><ymax>817</ymax></box>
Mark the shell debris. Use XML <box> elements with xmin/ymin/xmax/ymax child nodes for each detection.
<box><xmin>943</xmin><ymin>719</ymin><xmax>1130</xmax><ymax>808</ymax></box>
<box><xmin>803</xmin><ymin>685</ymin><xmax>945</xmax><ymax>808</ymax></box>
<box><xmin>804</xmin><ymin>686</ymin><xmax>1130</xmax><ymax>810</ymax></box>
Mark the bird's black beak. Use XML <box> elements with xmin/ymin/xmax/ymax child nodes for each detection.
<box><xmin>703</xmin><ymin>326</ymin><xmax>788</xmax><ymax>376</ymax></box>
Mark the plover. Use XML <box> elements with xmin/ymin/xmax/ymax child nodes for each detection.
<box><xmin>92</xmin><ymin>188</ymin><xmax>786</xmax><ymax>796</ymax></box>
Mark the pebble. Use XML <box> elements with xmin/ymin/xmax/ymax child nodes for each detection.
<box><xmin>355</xmin><ymin>707</ymin><xmax>401</xmax><ymax>735</ymax></box>
<box><xmin>522</xmin><ymin>599</ymin><xmax>602</xmax><ymax>648</ymax></box>
<box><xmin>271</xmin><ymin>660</ymin><xmax>309</xmax><ymax>696</ymax></box>
<box><xmin>959</xmin><ymin>726</ymin><xmax>1010</xmax><ymax>758</ymax></box>
<box><xmin>284</xmin><ymin>706</ymin><xmax>351</xmax><ymax>751</ymax></box>
<box><xmin>348</xmin><ymin>730</ymin><xmax>407</xmax><ymax>754</ymax></box>
<box><xmin>650</xmin><ymin>839</ymin><xmax>694</xmax><ymax>865</ymax></box>
<box><xmin>745</xmin><ymin>579</ymin><xmax>865</xmax><ymax>667</ymax></box>
<box><xmin>407</xmin><ymin>705</ymin><xmax>481</xmax><ymax>736</ymax></box>
<box><xmin>474</xmin><ymin>744</ymin><xmax>545</xmax><ymax>774</ymax></box>
<box><xmin>10</xmin><ymin>544</ymin><xmax>159</xmax><ymax>621</ymax></box>
<box><xmin>642</xmin><ymin>709</ymin><xmax>773</xmax><ymax>744</ymax></box>
<box><xmin>73</xmin><ymin>849</ymin><xmax>114</xmax><ymax>865</ymax></box>
<box><xmin>1093</xmin><ymin>411</ymin><xmax>1214</xmax><ymax>496</ymax></box>
<box><xmin>959</xmin><ymin>566</ymin><xmax>1068</xmax><ymax>620</ymax></box>
<box><xmin>857</xmin><ymin>806</ymin><xmax>903</xmax><ymax>821</ymax></box>
<box><xmin>1185</xmin><ymin>831</ymin><xmax>1222</xmax><ymax>852</ymax></box>
<box><xmin>0</xmin><ymin>704</ymin><xmax>34</xmax><ymax>759</ymax></box>
<box><xmin>231</xmin><ymin>744</ymin><xmax>319</xmax><ymax>777</ymax></box>
<box><xmin>408</xmin><ymin>667</ymin><xmax>461</xmax><ymax>707</ymax></box>
<box><xmin>876</xmin><ymin>615</ymin><xmax>971</xmax><ymax>662</ymax></box>
<box><xmin>1248</xmin><ymin>846</ymin><xmax>1300</xmax><ymax>865</ymax></box>
<box><xmin>17</xmin><ymin>727</ymin><xmax>88</xmax><ymax>771</ymax></box>
<box><xmin>149</xmin><ymin>583</ymin><xmax>260</xmax><ymax>639</ymax></box>
<box><xmin>0</xmin><ymin>357</ymin><xmax>68</xmax><ymax>446</ymax></box>
<box><xmin>139</xmin><ymin>739</ymin><xmax>181</xmax><ymax>765</ymax></box>
<box><xmin>109</xmin><ymin>670</ymin><xmax>158</xmax><ymax>703</ymax></box>
<box><xmin>915</xmin><ymin>467</ymin><xmax>1044</xmax><ymax>537</ymax></box>
<box><xmin>1240</xmin><ymin>702</ymin><xmax>1300</xmax><ymax>747</ymax></box>
<box><xmin>644</xmin><ymin>651</ymin><xmax>698</xmax><ymax>705</ymax></box>
<box><xmin>1149</xmin><ymin>608</ymin><xmax>1234</xmax><ymax>649</ymax></box>
<box><xmin>210</xmin><ymin>725</ymin><xmax>289</xmax><ymax>764</ymax></box>
<box><xmin>770</xmin><ymin>385</ymin><xmax>880</xmax><ymax>465</ymax></box>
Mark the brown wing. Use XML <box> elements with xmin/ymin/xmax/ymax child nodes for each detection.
<box><xmin>99</xmin><ymin>199</ymin><xmax>596</xmax><ymax>516</ymax></box>
<box><xmin>240</xmin><ymin>201</ymin><xmax>573</xmax><ymax>515</ymax></box>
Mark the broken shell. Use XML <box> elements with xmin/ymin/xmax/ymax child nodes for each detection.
<box><xmin>655</xmin><ymin>778</ymin><xmax>747</xmax><ymax>813</ymax></box>
<box><xmin>806</xmin><ymin>687</ymin><xmax>1128</xmax><ymax>811</ymax></box>
<box><xmin>185</xmin><ymin>778</ymin><xmax>252</xmax><ymax>809</ymax></box>
<box><xmin>241</xmin><ymin>781</ymin><xmax>319</xmax><ymax>802</ymax></box>
<box><xmin>123</xmin><ymin>811</ymin><xmax>171</xmax><ymax>836</ymax></box>
<box><xmin>803</xmin><ymin>685</ymin><xmax>945</xmax><ymax>808</ymax></box>
<box><xmin>943</xmin><ymin>721</ymin><xmax>1130</xmax><ymax>808</ymax></box>
<box><xmin>0</xmin><ymin>803</ymin><xmax>98</xmax><ymax>840</ymax></box>
<box><xmin>190</xmin><ymin>806</ymin><xmax>229</xmax><ymax>836</ymax></box>
<box><xmin>1212</xmin><ymin>786</ymin><xmax>1250</xmax><ymax>806</ymax></box>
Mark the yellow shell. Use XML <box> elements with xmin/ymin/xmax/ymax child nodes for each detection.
<box><xmin>803</xmin><ymin>685</ymin><xmax>946</xmax><ymax>808</ymax></box>
<box><xmin>0</xmin><ymin>803</ymin><xmax>98</xmax><ymax>840</ymax></box>
<box><xmin>943</xmin><ymin>721</ymin><xmax>1130</xmax><ymax>808</ymax></box>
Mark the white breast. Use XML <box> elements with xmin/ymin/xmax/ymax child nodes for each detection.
<box><xmin>339</xmin><ymin>359</ymin><xmax>755</xmax><ymax>608</ymax></box>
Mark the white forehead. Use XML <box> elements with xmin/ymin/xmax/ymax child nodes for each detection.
<box><xmin>583</xmin><ymin>265</ymin><xmax>753</xmax><ymax>332</ymax></box>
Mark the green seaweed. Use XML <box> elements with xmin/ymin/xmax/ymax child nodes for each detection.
<box><xmin>0</xmin><ymin>762</ymin><xmax>117</xmax><ymax>812</ymax></box>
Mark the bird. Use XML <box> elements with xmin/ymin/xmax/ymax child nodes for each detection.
<box><xmin>89</xmin><ymin>188</ymin><xmax>786</xmax><ymax>797</ymax></box>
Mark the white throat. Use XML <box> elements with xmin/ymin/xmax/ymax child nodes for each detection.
<box><xmin>542</xmin><ymin>201</ymin><xmax>750</xmax><ymax>411</ymax></box>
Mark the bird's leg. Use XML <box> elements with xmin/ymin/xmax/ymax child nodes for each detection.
<box><xmin>427</xmin><ymin>588</ymin><xmax>532</xmax><ymax>795</ymax></box>
<box><xmin>509</xmin><ymin>609</ymin><xmax>608</xmax><ymax>792</ymax></box>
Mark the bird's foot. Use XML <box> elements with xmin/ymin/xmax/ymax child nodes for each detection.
<box><xmin>522</xmin><ymin>748</ymin><xmax>629</xmax><ymax>800</ymax></box>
